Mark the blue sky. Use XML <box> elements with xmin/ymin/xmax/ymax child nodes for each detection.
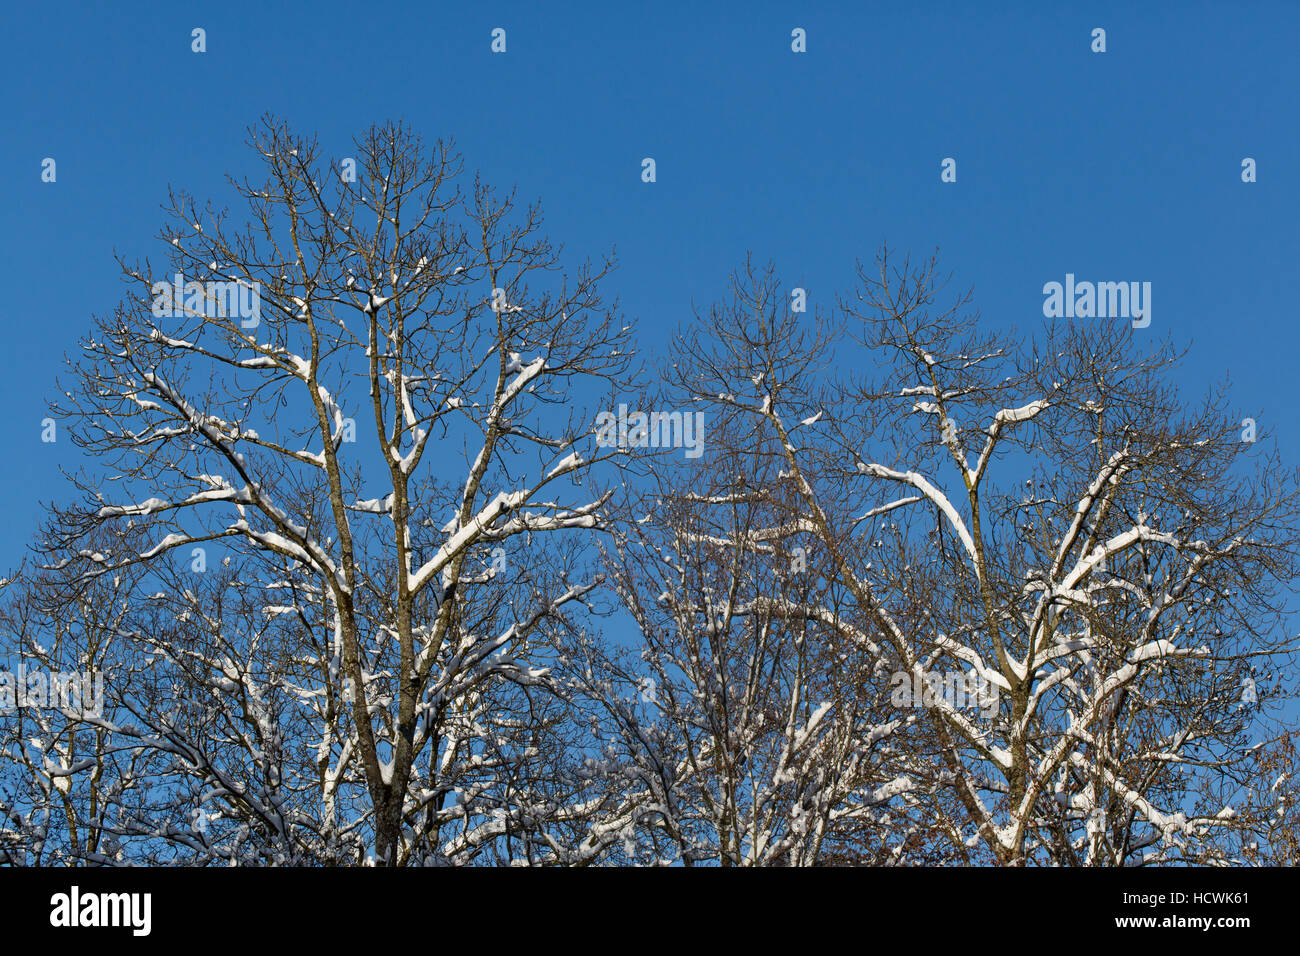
<box><xmin>1</xmin><ymin>0</ymin><xmax>1297</xmax><ymax>569</ymax></box>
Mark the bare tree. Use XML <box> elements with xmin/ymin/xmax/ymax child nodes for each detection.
<box><xmin>9</xmin><ymin>132</ymin><xmax>1297</xmax><ymax>868</ymax></box>
<box><xmin>40</xmin><ymin>117</ymin><xmax>633</xmax><ymax>865</ymax></box>
<box><xmin>657</xmin><ymin>251</ymin><xmax>1300</xmax><ymax>865</ymax></box>
<box><xmin>0</xmin><ymin>556</ymin><xmax>127</xmax><ymax>865</ymax></box>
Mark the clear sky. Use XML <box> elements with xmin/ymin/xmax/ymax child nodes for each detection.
<box><xmin>1</xmin><ymin>0</ymin><xmax>1297</xmax><ymax>569</ymax></box>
